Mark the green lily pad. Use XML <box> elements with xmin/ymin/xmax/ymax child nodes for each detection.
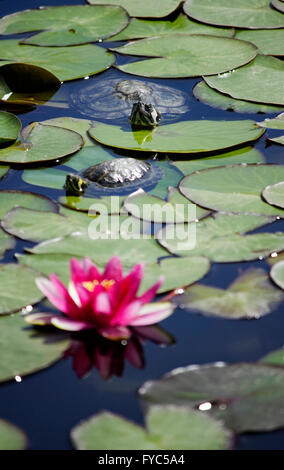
<box><xmin>0</xmin><ymin>40</ymin><xmax>115</xmax><ymax>82</ymax></box>
<box><xmin>0</xmin><ymin>419</ymin><xmax>27</xmax><ymax>450</ymax></box>
<box><xmin>0</xmin><ymin>111</ymin><xmax>21</xmax><ymax>145</ymax></box>
<box><xmin>267</xmin><ymin>251</ymin><xmax>284</xmax><ymax>266</ymax></box>
<box><xmin>0</xmin><ymin>166</ymin><xmax>9</xmax><ymax>180</ymax></box>
<box><xmin>110</xmin><ymin>13</ymin><xmax>233</xmax><ymax>41</ymax></box>
<box><xmin>270</xmin><ymin>260</ymin><xmax>284</xmax><ymax>290</ymax></box>
<box><xmin>41</xmin><ymin>117</ymin><xmax>95</xmax><ymax>147</ymax></box>
<box><xmin>157</xmin><ymin>212</ymin><xmax>284</xmax><ymax>262</ymax></box>
<box><xmin>235</xmin><ymin>29</ymin><xmax>284</xmax><ymax>56</ymax></box>
<box><xmin>0</xmin><ymin>314</ymin><xmax>69</xmax><ymax>383</ymax></box>
<box><xmin>179</xmin><ymin>164</ymin><xmax>284</xmax><ymax>217</ymax></box>
<box><xmin>172</xmin><ymin>146</ymin><xmax>264</xmax><ymax>175</ymax></box>
<box><xmin>256</xmin><ymin>112</ymin><xmax>284</xmax><ymax>129</ymax></box>
<box><xmin>268</xmin><ymin>135</ymin><xmax>284</xmax><ymax>145</ymax></box>
<box><xmin>272</xmin><ymin>0</ymin><xmax>284</xmax><ymax>13</ymax></box>
<box><xmin>0</xmin><ymin>190</ymin><xmax>58</xmax><ymax>220</ymax></box>
<box><xmin>139</xmin><ymin>362</ymin><xmax>284</xmax><ymax>433</ymax></box>
<box><xmin>88</xmin><ymin>120</ymin><xmax>264</xmax><ymax>154</ymax></box>
<box><xmin>59</xmin><ymin>195</ymin><xmax>125</xmax><ymax>214</ymax></box>
<box><xmin>147</xmin><ymin>161</ymin><xmax>184</xmax><ymax>199</ymax></box>
<box><xmin>0</xmin><ymin>264</ymin><xmax>44</xmax><ymax>315</ymax></box>
<box><xmin>193</xmin><ymin>81</ymin><xmax>284</xmax><ymax>114</ymax></box>
<box><xmin>180</xmin><ymin>268</ymin><xmax>284</xmax><ymax>319</ymax></box>
<box><xmin>0</xmin><ymin>5</ymin><xmax>129</xmax><ymax>47</ymax></box>
<box><xmin>0</xmin><ymin>122</ymin><xmax>83</xmax><ymax>165</ymax></box>
<box><xmin>204</xmin><ymin>55</ymin><xmax>284</xmax><ymax>106</ymax></box>
<box><xmin>113</xmin><ymin>34</ymin><xmax>257</xmax><ymax>78</ymax></box>
<box><xmin>71</xmin><ymin>406</ymin><xmax>231</xmax><ymax>450</ymax></box>
<box><xmin>0</xmin><ymin>228</ymin><xmax>15</xmax><ymax>259</ymax></box>
<box><xmin>260</xmin><ymin>348</ymin><xmax>284</xmax><ymax>366</ymax></box>
<box><xmin>262</xmin><ymin>182</ymin><xmax>284</xmax><ymax>209</ymax></box>
<box><xmin>86</xmin><ymin>0</ymin><xmax>181</xmax><ymax>18</ymax></box>
<box><xmin>183</xmin><ymin>0</ymin><xmax>284</xmax><ymax>29</ymax></box>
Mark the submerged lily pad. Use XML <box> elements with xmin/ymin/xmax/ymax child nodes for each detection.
<box><xmin>180</xmin><ymin>268</ymin><xmax>284</xmax><ymax>319</ymax></box>
<box><xmin>183</xmin><ymin>0</ymin><xmax>284</xmax><ymax>29</ymax></box>
<box><xmin>270</xmin><ymin>260</ymin><xmax>284</xmax><ymax>290</ymax></box>
<box><xmin>0</xmin><ymin>419</ymin><xmax>27</xmax><ymax>450</ymax></box>
<box><xmin>235</xmin><ymin>29</ymin><xmax>284</xmax><ymax>56</ymax></box>
<box><xmin>139</xmin><ymin>362</ymin><xmax>284</xmax><ymax>433</ymax></box>
<box><xmin>193</xmin><ymin>81</ymin><xmax>284</xmax><ymax>114</ymax></box>
<box><xmin>87</xmin><ymin>0</ymin><xmax>181</xmax><ymax>18</ymax></box>
<box><xmin>0</xmin><ymin>40</ymin><xmax>115</xmax><ymax>82</ymax></box>
<box><xmin>110</xmin><ymin>13</ymin><xmax>233</xmax><ymax>41</ymax></box>
<box><xmin>204</xmin><ymin>55</ymin><xmax>284</xmax><ymax>106</ymax></box>
<box><xmin>179</xmin><ymin>164</ymin><xmax>284</xmax><ymax>217</ymax></box>
<box><xmin>0</xmin><ymin>190</ymin><xmax>57</xmax><ymax>220</ymax></box>
<box><xmin>0</xmin><ymin>5</ymin><xmax>129</xmax><ymax>46</ymax></box>
<box><xmin>0</xmin><ymin>111</ymin><xmax>21</xmax><ymax>145</ymax></box>
<box><xmin>113</xmin><ymin>34</ymin><xmax>257</xmax><ymax>78</ymax></box>
<box><xmin>88</xmin><ymin>120</ymin><xmax>264</xmax><ymax>154</ymax></box>
<box><xmin>262</xmin><ymin>182</ymin><xmax>284</xmax><ymax>209</ymax></box>
<box><xmin>0</xmin><ymin>314</ymin><xmax>69</xmax><ymax>383</ymax></box>
<box><xmin>0</xmin><ymin>122</ymin><xmax>83</xmax><ymax>165</ymax></box>
<box><xmin>71</xmin><ymin>406</ymin><xmax>231</xmax><ymax>450</ymax></box>
<box><xmin>256</xmin><ymin>112</ymin><xmax>284</xmax><ymax>129</ymax></box>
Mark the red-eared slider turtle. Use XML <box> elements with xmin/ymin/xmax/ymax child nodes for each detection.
<box><xmin>65</xmin><ymin>157</ymin><xmax>163</xmax><ymax>197</ymax></box>
<box><xmin>69</xmin><ymin>78</ymin><xmax>189</xmax><ymax>122</ymax></box>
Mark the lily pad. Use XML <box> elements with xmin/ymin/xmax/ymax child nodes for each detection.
<box><xmin>0</xmin><ymin>5</ymin><xmax>129</xmax><ymax>47</ymax></box>
<box><xmin>0</xmin><ymin>111</ymin><xmax>21</xmax><ymax>145</ymax></box>
<box><xmin>0</xmin><ymin>419</ymin><xmax>27</xmax><ymax>450</ymax></box>
<box><xmin>0</xmin><ymin>122</ymin><xmax>83</xmax><ymax>165</ymax></box>
<box><xmin>148</xmin><ymin>161</ymin><xmax>184</xmax><ymax>199</ymax></box>
<box><xmin>0</xmin><ymin>40</ymin><xmax>115</xmax><ymax>82</ymax></box>
<box><xmin>260</xmin><ymin>348</ymin><xmax>284</xmax><ymax>366</ymax></box>
<box><xmin>0</xmin><ymin>264</ymin><xmax>44</xmax><ymax>315</ymax></box>
<box><xmin>88</xmin><ymin>120</ymin><xmax>264</xmax><ymax>154</ymax></box>
<box><xmin>180</xmin><ymin>268</ymin><xmax>284</xmax><ymax>319</ymax></box>
<box><xmin>235</xmin><ymin>29</ymin><xmax>284</xmax><ymax>56</ymax></box>
<box><xmin>139</xmin><ymin>362</ymin><xmax>284</xmax><ymax>433</ymax></box>
<box><xmin>272</xmin><ymin>0</ymin><xmax>284</xmax><ymax>13</ymax></box>
<box><xmin>59</xmin><ymin>194</ymin><xmax>125</xmax><ymax>215</ymax></box>
<box><xmin>179</xmin><ymin>164</ymin><xmax>284</xmax><ymax>217</ymax></box>
<box><xmin>268</xmin><ymin>135</ymin><xmax>284</xmax><ymax>145</ymax></box>
<box><xmin>0</xmin><ymin>228</ymin><xmax>15</xmax><ymax>259</ymax></box>
<box><xmin>110</xmin><ymin>13</ymin><xmax>233</xmax><ymax>41</ymax></box>
<box><xmin>183</xmin><ymin>0</ymin><xmax>284</xmax><ymax>29</ymax></box>
<box><xmin>86</xmin><ymin>0</ymin><xmax>181</xmax><ymax>18</ymax></box>
<box><xmin>204</xmin><ymin>55</ymin><xmax>284</xmax><ymax>106</ymax></box>
<box><xmin>270</xmin><ymin>260</ymin><xmax>284</xmax><ymax>290</ymax></box>
<box><xmin>71</xmin><ymin>406</ymin><xmax>231</xmax><ymax>450</ymax></box>
<box><xmin>157</xmin><ymin>212</ymin><xmax>284</xmax><ymax>262</ymax></box>
<box><xmin>0</xmin><ymin>166</ymin><xmax>9</xmax><ymax>180</ymax></box>
<box><xmin>113</xmin><ymin>34</ymin><xmax>257</xmax><ymax>78</ymax></box>
<box><xmin>0</xmin><ymin>190</ymin><xmax>58</xmax><ymax>220</ymax></box>
<box><xmin>0</xmin><ymin>314</ymin><xmax>69</xmax><ymax>383</ymax></box>
<box><xmin>256</xmin><ymin>112</ymin><xmax>284</xmax><ymax>129</ymax></box>
<box><xmin>193</xmin><ymin>81</ymin><xmax>284</xmax><ymax>114</ymax></box>
<box><xmin>41</xmin><ymin>117</ymin><xmax>95</xmax><ymax>147</ymax></box>
<box><xmin>262</xmin><ymin>182</ymin><xmax>284</xmax><ymax>209</ymax></box>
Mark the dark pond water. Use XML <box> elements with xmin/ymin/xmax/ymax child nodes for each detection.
<box><xmin>0</xmin><ymin>0</ymin><xmax>284</xmax><ymax>451</ymax></box>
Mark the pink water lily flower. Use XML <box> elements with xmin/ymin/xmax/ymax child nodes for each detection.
<box><xmin>25</xmin><ymin>256</ymin><xmax>174</xmax><ymax>340</ymax></box>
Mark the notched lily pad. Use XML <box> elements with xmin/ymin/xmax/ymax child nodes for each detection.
<box><xmin>0</xmin><ymin>111</ymin><xmax>21</xmax><ymax>145</ymax></box>
<box><xmin>0</xmin><ymin>418</ymin><xmax>27</xmax><ymax>450</ymax></box>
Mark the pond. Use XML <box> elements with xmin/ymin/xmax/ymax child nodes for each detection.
<box><xmin>0</xmin><ymin>0</ymin><xmax>284</xmax><ymax>451</ymax></box>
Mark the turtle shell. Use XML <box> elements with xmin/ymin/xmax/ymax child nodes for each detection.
<box><xmin>70</xmin><ymin>78</ymin><xmax>189</xmax><ymax>121</ymax></box>
<box><xmin>80</xmin><ymin>157</ymin><xmax>163</xmax><ymax>196</ymax></box>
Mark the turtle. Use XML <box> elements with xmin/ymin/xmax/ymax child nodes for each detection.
<box><xmin>64</xmin><ymin>157</ymin><xmax>164</xmax><ymax>197</ymax></box>
<box><xmin>129</xmin><ymin>101</ymin><xmax>161</xmax><ymax>128</ymax></box>
<box><xmin>69</xmin><ymin>77</ymin><xmax>189</xmax><ymax>122</ymax></box>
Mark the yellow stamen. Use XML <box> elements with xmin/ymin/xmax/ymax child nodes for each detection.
<box><xmin>82</xmin><ymin>279</ymin><xmax>115</xmax><ymax>292</ymax></box>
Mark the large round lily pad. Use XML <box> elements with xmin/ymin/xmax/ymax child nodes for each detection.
<box><xmin>183</xmin><ymin>0</ymin><xmax>284</xmax><ymax>29</ymax></box>
<box><xmin>0</xmin><ymin>5</ymin><xmax>129</xmax><ymax>47</ymax></box>
<box><xmin>0</xmin><ymin>314</ymin><xmax>69</xmax><ymax>383</ymax></box>
<box><xmin>113</xmin><ymin>34</ymin><xmax>257</xmax><ymax>78</ymax></box>
<box><xmin>139</xmin><ymin>362</ymin><xmax>284</xmax><ymax>433</ymax></box>
<box><xmin>204</xmin><ymin>55</ymin><xmax>284</xmax><ymax>106</ymax></box>
<box><xmin>0</xmin><ymin>190</ymin><xmax>57</xmax><ymax>220</ymax></box>
<box><xmin>235</xmin><ymin>29</ymin><xmax>284</xmax><ymax>56</ymax></box>
<box><xmin>262</xmin><ymin>182</ymin><xmax>284</xmax><ymax>209</ymax></box>
<box><xmin>0</xmin><ymin>419</ymin><xmax>27</xmax><ymax>450</ymax></box>
<box><xmin>0</xmin><ymin>40</ymin><xmax>115</xmax><ymax>82</ymax></box>
<box><xmin>179</xmin><ymin>164</ymin><xmax>284</xmax><ymax>217</ymax></box>
<box><xmin>88</xmin><ymin>120</ymin><xmax>264</xmax><ymax>154</ymax></box>
<box><xmin>86</xmin><ymin>0</ymin><xmax>181</xmax><ymax>18</ymax></box>
<box><xmin>270</xmin><ymin>260</ymin><xmax>284</xmax><ymax>290</ymax></box>
<box><xmin>0</xmin><ymin>111</ymin><xmax>21</xmax><ymax>145</ymax></box>
<box><xmin>71</xmin><ymin>406</ymin><xmax>231</xmax><ymax>450</ymax></box>
<box><xmin>0</xmin><ymin>122</ymin><xmax>83</xmax><ymax>165</ymax></box>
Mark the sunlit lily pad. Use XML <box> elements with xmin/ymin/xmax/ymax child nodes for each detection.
<box><xmin>0</xmin><ymin>314</ymin><xmax>69</xmax><ymax>383</ymax></box>
<box><xmin>180</xmin><ymin>268</ymin><xmax>284</xmax><ymax>319</ymax></box>
<box><xmin>183</xmin><ymin>0</ymin><xmax>284</xmax><ymax>29</ymax></box>
<box><xmin>256</xmin><ymin>112</ymin><xmax>284</xmax><ymax>129</ymax></box>
<box><xmin>0</xmin><ymin>419</ymin><xmax>27</xmax><ymax>450</ymax></box>
<box><xmin>110</xmin><ymin>13</ymin><xmax>233</xmax><ymax>41</ymax></box>
<box><xmin>87</xmin><ymin>0</ymin><xmax>181</xmax><ymax>18</ymax></box>
<box><xmin>0</xmin><ymin>121</ymin><xmax>83</xmax><ymax>165</ymax></box>
<box><xmin>193</xmin><ymin>81</ymin><xmax>284</xmax><ymax>114</ymax></box>
<box><xmin>235</xmin><ymin>29</ymin><xmax>284</xmax><ymax>56</ymax></box>
<box><xmin>41</xmin><ymin>117</ymin><xmax>95</xmax><ymax>146</ymax></box>
<box><xmin>0</xmin><ymin>166</ymin><xmax>9</xmax><ymax>180</ymax></box>
<box><xmin>179</xmin><ymin>164</ymin><xmax>284</xmax><ymax>217</ymax></box>
<box><xmin>272</xmin><ymin>0</ymin><xmax>284</xmax><ymax>13</ymax></box>
<box><xmin>139</xmin><ymin>362</ymin><xmax>284</xmax><ymax>433</ymax></box>
<box><xmin>270</xmin><ymin>260</ymin><xmax>284</xmax><ymax>290</ymax></box>
<box><xmin>0</xmin><ymin>5</ymin><xmax>129</xmax><ymax>46</ymax></box>
<box><xmin>262</xmin><ymin>182</ymin><xmax>284</xmax><ymax>210</ymax></box>
<box><xmin>113</xmin><ymin>34</ymin><xmax>257</xmax><ymax>78</ymax></box>
<box><xmin>0</xmin><ymin>111</ymin><xmax>21</xmax><ymax>145</ymax></box>
<box><xmin>0</xmin><ymin>190</ymin><xmax>57</xmax><ymax>220</ymax></box>
<box><xmin>260</xmin><ymin>348</ymin><xmax>284</xmax><ymax>366</ymax></box>
<box><xmin>0</xmin><ymin>228</ymin><xmax>15</xmax><ymax>259</ymax></box>
<box><xmin>88</xmin><ymin>120</ymin><xmax>264</xmax><ymax>154</ymax></box>
<box><xmin>268</xmin><ymin>135</ymin><xmax>284</xmax><ymax>145</ymax></box>
<box><xmin>0</xmin><ymin>264</ymin><xmax>43</xmax><ymax>314</ymax></box>
<box><xmin>204</xmin><ymin>55</ymin><xmax>284</xmax><ymax>106</ymax></box>
<box><xmin>0</xmin><ymin>40</ymin><xmax>115</xmax><ymax>82</ymax></box>
<box><xmin>59</xmin><ymin>195</ymin><xmax>125</xmax><ymax>215</ymax></box>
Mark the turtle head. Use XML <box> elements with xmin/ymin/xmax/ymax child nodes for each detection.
<box><xmin>129</xmin><ymin>102</ymin><xmax>161</xmax><ymax>128</ymax></box>
<box><xmin>64</xmin><ymin>174</ymin><xmax>88</xmax><ymax>196</ymax></box>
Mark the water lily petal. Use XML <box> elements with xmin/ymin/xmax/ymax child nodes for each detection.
<box><xmin>120</xmin><ymin>263</ymin><xmax>144</xmax><ymax>305</ymax></box>
<box><xmin>82</xmin><ymin>257</ymin><xmax>102</xmax><ymax>282</ymax></box>
<box><xmin>103</xmin><ymin>256</ymin><xmax>123</xmax><ymax>281</ymax></box>
<box><xmin>128</xmin><ymin>301</ymin><xmax>174</xmax><ymax>326</ymax></box>
<box><xmin>36</xmin><ymin>275</ymin><xmax>79</xmax><ymax>317</ymax></box>
<box><xmin>24</xmin><ymin>312</ymin><xmax>54</xmax><ymax>326</ymax></box>
<box><xmin>93</xmin><ymin>291</ymin><xmax>112</xmax><ymax>315</ymax></box>
<box><xmin>113</xmin><ymin>300</ymin><xmax>142</xmax><ymax>326</ymax></box>
<box><xmin>138</xmin><ymin>276</ymin><xmax>165</xmax><ymax>305</ymax></box>
<box><xmin>51</xmin><ymin>316</ymin><xmax>93</xmax><ymax>331</ymax></box>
